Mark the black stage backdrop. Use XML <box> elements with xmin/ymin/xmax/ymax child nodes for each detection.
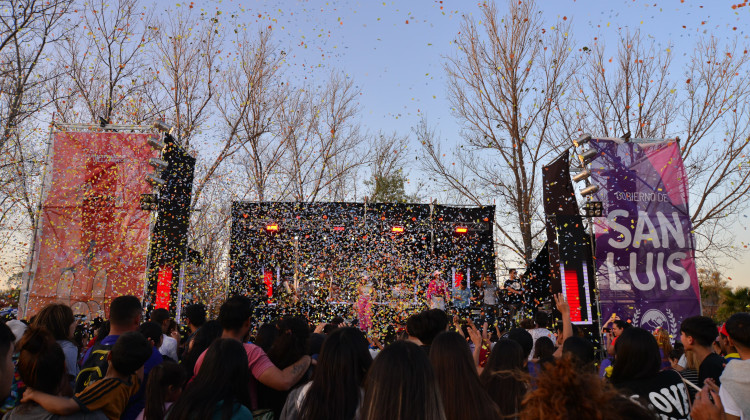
<box><xmin>229</xmin><ymin>202</ymin><xmax>496</xmax><ymax>318</ymax></box>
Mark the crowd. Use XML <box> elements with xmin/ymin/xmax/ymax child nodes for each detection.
<box><xmin>0</xmin><ymin>293</ymin><xmax>748</xmax><ymax>420</ymax></box>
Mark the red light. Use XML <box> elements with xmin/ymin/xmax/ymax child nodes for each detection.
<box><xmin>391</xmin><ymin>226</ymin><xmax>405</xmax><ymax>233</ymax></box>
<box><xmin>265</xmin><ymin>224</ymin><xmax>279</xmax><ymax>232</ymax></box>
<box><xmin>155</xmin><ymin>266</ymin><xmax>173</xmax><ymax>309</ymax></box>
<box><xmin>333</xmin><ymin>226</ymin><xmax>345</xmax><ymax>231</ymax></box>
<box><xmin>455</xmin><ymin>226</ymin><xmax>468</xmax><ymax>234</ymax></box>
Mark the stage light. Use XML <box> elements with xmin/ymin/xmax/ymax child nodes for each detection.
<box><xmin>578</xmin><ymin>148</ymin><xmax>599</xmax><ymax>166</ymax></box>
<box><xmin>147</xmin><ymin>137</ymin><xmax>165</xmax><ymax>151</ymax></box>
<box><xmin>572</xmin><ymin>169</ymin><xmax>591</xmax><ymax>183</ymax></box>
<box><xmin>333</xmin><ymin>226</ymin><xmax>345</xmax><ymax>231</ymax></box>
<box><xmin>572</xmin><ymin>134</ymin><xmax>592</xmax><ymax>148</ymax></box>
<box><xmin>265</xmin><ymin>223</ymin><xmax>279</xmax><ymax>232</ymax></box>
<box><xmin>146</xmin><ymin>174</ymin><xmax>165</xmax><ymax>187</ymax></box>
<box><xmin>140</xmin><ymin>194</ymin><xmax>158</xmax><ymax>211</ymax></box>
<box><xmin>149</xmin><ymin>157</ymin><xmax>168</xmax><ymax>171</ymax></box>
<box><xmin>391</xmin><ymin>226</ymin><xmax>405</xmax><ymax>233</ymax></box>
<box><xmin>580</xmin><ymin>184</ymin><xmax>599</xmax><ymax>197</ymax></box>
<box><xmin>583</xmin><ymin>201</ymin><xmax>604</xmax><ymax>217</ymax></box>
<box><xmin>153</xmin><ymin>119</ymin><xmax>175</xmax><ymax>135</ymax></box>
<box><xmin>455</xmin><ymin>226</ymin><xmax>468</xmax><ymax>234</ymax></box>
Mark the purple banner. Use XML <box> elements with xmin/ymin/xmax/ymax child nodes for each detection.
<box><xmin>591</xmin><ymin>139</ymin><xmax>700</xmax><ymax>338</ymax></box>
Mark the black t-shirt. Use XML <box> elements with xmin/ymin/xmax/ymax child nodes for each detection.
<box><xmin>698</xmin><ymin>352</ymin><xmax>725</xmax><ymax>388</ymax></box>
<box><xmin>503</xmin><ymin>279</ymin><xmax>523</xmax><ymax>304</ymax></box>
<box><xmin>615</xmin><ymin>370</ymin><xmax>691</xmax><ymax>420</ymax></box>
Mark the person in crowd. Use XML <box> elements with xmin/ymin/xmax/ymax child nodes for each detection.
<box><xmin>480</xmin><ymin>338</ymin><xmax>526</xmax><ymax>419</ymax></box>
<box><xmin>168</xmin><ymin>339</ymin><xmax>253</xmax><ymax>420</ymax></box>
<box><xmin>137</xmin><ymin>361</ymin><xmax>186</xmax><ymax>420</ymax></box>
<box><xmin>257</xmin><ymin>316</ymin><xmax>311</xmax><ymax>418</ymax></box>
<box><xmin>527</xmin><ymin>312</ymin><xmax>555</xmax><ymax>362</ymax></box>
<box><xmin>653</xmin><ymin>327</ymin><xmax>673</xmax><ymax>371</ymax></box>
<box><xmin>180</xmin><ymin>320</ymin><xmax>221</xmax><ymax>378</ymax></box>
<box><xmin>521</xmin><ymin>356</ymin><xmax>658</xmax><ymax>420</ymax></box>
<box><xmin>429</xmin><ymin>332</ymin><xmax>500</xmax><ymax>420</ymax></box>
<box><xmin>531</xmin><ymin>336</ymin><xmax>555</xmax><ymax>369</ymax></box>
<box><xmin>180</xmin><ymin>304</ymin><xmax>206</xmax><ymax>360</ymax></box>
<box><xmin>609</xmin><ymin>327</ymin><xmax>691</xmax><ymax>419</ymax></box>
<box><xmin>0</xmin><ymin>322</ymin><xmax>17</xmax><ymax>402</ymax></box>
<box><xmin>607</xmin><ymin>319</ymin><xmax>631</xmax><ymax>356</ymax></box>
<box><xmin>672</xmin><ymin>349</ymin><xmax>701</xmax><ymax>401</ymax></box>
<box><xmin>507</xmin><ymin>328</ymin><xmax>533</xmax><ymax>368</ymax></box>
<box><xmin>561</xmin><ymin>336</ymin><xmax>596</xmax><ymax>372</ymax></box>
<box><xmin>1</xmin><ymin>320</ymin><xmax>26</xmax><ymax>413</ymax></box>
<box><xmin>680</xmin><ymin>315</ymin><xmax>725</xmax><ymax>387</ymax></box>
<box><xmin>360</xmin><ymin>340</ymin><xmax>445</xmax><ymax>420</ymax></box>
<box><xmin>719</xmin><ymin>322</ymin><xmax>741</xmax><ymax>363</ymax></box>
<box><xmin>281</xmin><ymin>327</ymin><xmax>372</xmax><ymax>420</ymax></box>
<box><xmin>713</xmin><ymin>312</ymin><xmax>750</xmax><ymax>420</ymax></box>
<box><xmin>137</xmin><ymin>322</ymin><xmax>163</xmax><ymax>352</ymax></box>
<box><xmin>76</xmin><ymin>296</ymin><xmax>144</xmax><ymax>392</ymax></box>
<box><xmin>149</xmin><ymin>309</ymin><xmax>178</xmax><ymax>362</ymax></box>
<box><xmin>406</xmin><ymin>309</ymin><xmax>448</xmax><ymax>353</ymax></box>
<box><xmin>31</xmin><ymin>304</ymin><xmax>80</xmax><ymax>389</ymax></box>
<box><xmin>22</xmin><ymin>331</ymin><xmax>152</xmax><ymax>420</ymax></box>
<box><xmin>4</xmin><ymin>326</ymin><xmax>106</xmax><ymax>419</ymax></box>
<box><xmin>192</xmin><ymin>296</ymin><xmax>311</xmax><ymax>410</ymax></box>
<box><xmin>75</xmin><ymin>296</ymin><xmax>162</xmax><ymax>420</ymax></box>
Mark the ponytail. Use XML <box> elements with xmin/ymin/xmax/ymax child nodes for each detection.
<box><xmin>144</xmin><ymin>361</ymin><xmax>187</xmax><ymax>420</ymax></box>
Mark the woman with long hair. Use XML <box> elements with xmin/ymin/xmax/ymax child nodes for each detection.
<box><xmin>281</xmin><ymin>327</ymin><xmax>372</xmax><ymax>420</ymax></box>
<box><xmin>653</xmin><ymin>327</ymin><xmax>673</xmax><ymax>370</ymax></box>
<box><xmin>138</xmin><ymin>361</ymin><xmax>186</xmax><ymax>420</ymax></box>
<box><xmin>429</xmin><ymin>332</ymin><xmax>500</xmax><ymax>420</ymax></box>
<box><xmin>479</xmin><ymin>338</ymin><xmax>527</xmax><ymax>419</ymax></box>
<box><xmin>4</xmin><ymin>326</ymin><xmax>106</xmax><ymax>419</ymax></box>
<box><xmin>179</xmin><ymin>320</ymin><xmax>222</xmax><ymax>378</ymax></box>
<box><xmin>167</xmin><ymin>339</ymin><xmax>252</xmax><ymax>420</ymax></box>
<box><xmin>610</xmin><ymin>328</ymin><xmax>690</xmax><ymax>420</ymax></box>
<box><xmin>31</xmin><ymin>303</ymin><xmax>79</xmax><ymax>388</ymax></box>
<box><xmin>360</xmin><ymin>340</ymin><xmax>445</xmax><ymax>420</ymax></box>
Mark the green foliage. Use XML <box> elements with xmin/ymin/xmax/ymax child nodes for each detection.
<box><xmin>365</xmin><ymin>170</ymin><xmax>419</xmax><ymax>203</ymax></box>
<box><xmin>716</xmin><ymin>287</ymin><xmax>750</xmax><ymax>322</ymax></box>
<box><xmin>698</xmin><ymin>269</ymin><xmax>731</xmax><ymax>319</ymax></box>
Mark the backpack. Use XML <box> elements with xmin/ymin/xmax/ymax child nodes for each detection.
<box><xmin>74</xmin><ymin>342</ymin><xmax>113</xmax><ymax>393</ymax></box>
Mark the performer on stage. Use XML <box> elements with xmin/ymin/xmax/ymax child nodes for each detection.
<box><xmin>480</xmin><ymin>273</ymin><xmax>499</xmax><ymax>325</ymax></box>
<box><xmin>503</xmin><ymin>268</ymin><xmax>525</xmax><ymax>325</ymax></box>
<box><xmin>426</xmin><ymin>270</ymin><xmax>450</xmax><ymax>310</ymax></box>
<box><xmin>355</xmin><ymin>275</ymin><xmax>374</xmax><ymax>332</ymax></box>
<box><xmin>452</xmin><ymin>279</ymin><xmax>471</xmax><ymax>319</ymax></box>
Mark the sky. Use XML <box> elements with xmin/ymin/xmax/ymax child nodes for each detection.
<box><xmin>3</xmin><ymin>0</ymin><xmax>749</xmax><ymax>292</ymax></box>
<box><xmin>189</xmin><ymin>0</ymin><xmax>749</xmax><ymax>286</ymax></box>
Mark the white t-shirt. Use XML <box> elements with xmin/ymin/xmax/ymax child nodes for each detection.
<box><xmin>719</xmin><ymin>385</ymin><xmax>744</xmax><ymax>420</ymax></box>
<box><xmin>528</xmin><ymin>328</ymin><xmax>556</xmax><ymax>361</ymax></box>
<box><xmin>160</xmin><ymin>334</ymin><xmax>179</xmax><ymax>361</ymax></box>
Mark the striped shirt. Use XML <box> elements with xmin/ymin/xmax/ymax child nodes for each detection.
<box><xmin>74</xmin><ymin>374</ymin><xmax>140</xmax><ymax>420</ymax></box>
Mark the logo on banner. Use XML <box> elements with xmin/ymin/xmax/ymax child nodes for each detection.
<box><xmin>633</xmin><ymin>308</ymin><xmax>679</xmax><ymax>336</ymax></box>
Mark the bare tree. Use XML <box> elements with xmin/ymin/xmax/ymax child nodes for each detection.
<box><xmin>279</xmin><ymin>71</ymin><xmax>367</xmax><ymax>202</ymax></box>
<box><xmin>196</xmin><ymin>29</ymin><xmax>282</xmax><ymax>207</ymax></box>
<box><xmin>51</xmin><ymin>0</ymin><xmax>157</xmax><ymax>124</ymax></box>
<box><xmin>574</xmin><ymin>32</ymin><xmax>750</xmax><ymax>262</ymax></box>
<box><xmin>148</xmin><ymin>8</ymin><xmax>221</xmax><ymax>146</ymax></box>
<box><xmin>418</xmin><ymin>0</ymin><xmax>575</xmax><ymax>262</ymax></box>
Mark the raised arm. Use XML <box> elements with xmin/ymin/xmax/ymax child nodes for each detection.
<box><xmin>552</xmin><ymin>293</ymin><xmax>572</xmax><ymax>359</ymax></box>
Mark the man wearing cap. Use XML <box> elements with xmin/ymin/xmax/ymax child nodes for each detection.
<box><xmin>720</xmin><ymin>322</ymin><xmax>741</xmax><ymax>363</ymax></box>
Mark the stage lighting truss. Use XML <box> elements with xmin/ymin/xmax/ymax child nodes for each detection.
<box><xmin>583</xmin><ymin>201</ymin><xmax>604</xmax><ymax>218</ymax></box>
